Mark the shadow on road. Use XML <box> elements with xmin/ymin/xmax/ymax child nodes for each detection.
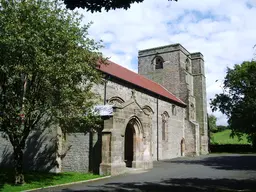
<box><xmin>59</xmin><ymin>155</ymin><xmax>256</xmax><ymax>192</ymax></box>
<box><xmin>166</xmin><ymin>155</ymin><xmax>256</xmax><ymax>171</ymax></box>
<box><xmin>61</xmin><ymin>178</ymin><xmax>256</xmax><ymax>192</ymax></box>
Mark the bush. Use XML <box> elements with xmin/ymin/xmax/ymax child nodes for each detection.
<box><xmin>210</xmin><ymin>144</ymin><xmax>255</xmax><ymax>153</ymax></box>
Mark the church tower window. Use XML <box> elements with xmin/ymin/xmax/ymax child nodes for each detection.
<box><xmin>185</xmin><ymin>57</ymin><xmax>190</xmax><ymax>72</ymax></box>
<box><xmin>155</xmin><ymin>56</ymin><xmax>164</xmax><ymax>69</ymax></box>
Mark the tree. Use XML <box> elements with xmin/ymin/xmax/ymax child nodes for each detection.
<box><xmin>63</xmin><ymin>0</ymin><xmax>178</xmax><ymax>12</ymax></box>
<box><xmin>208</xmin><ymin>114</ymin><xmax>217</xmax><ymax>144</ymax></box>
<box><xmin>208</xmin><ymin>114</ymin><xmax>217</xmax><ymax>133</ymax></box>
<box><xmin>0</xmin><ymin>0</ymin><xmax>103</xmax><ymax>184</ymax></box>
<box><xmin>217</xmin><ymin>125</ymin><xmax>229</xmax><ymax>132</ymax></box>
<box><xmin>211</xmin><ymin>61</ymin><xmax>256</xmax><ymax>147</ymax></box>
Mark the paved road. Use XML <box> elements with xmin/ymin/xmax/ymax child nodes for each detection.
<box><xmin>40</xmin><ymin>154</ymin><xmax>256</xmax><ymax>192</ymax></box>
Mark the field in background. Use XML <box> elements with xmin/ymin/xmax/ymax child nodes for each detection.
<box><xmin>211</xmin><ymin>129</ymin><xmax>251</xmax><ymax>145</ymax></box>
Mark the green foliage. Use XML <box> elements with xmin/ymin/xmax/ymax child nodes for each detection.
<box><xmin>217</xmin><ymin>125</ymin><xmax>229</xmax><ymax>132</ymax></box>
<box><xmin>63</xmin><ymin>0</ymin><xmax>178</xmax><ymax>12</ymax></box>
<box><xmin>208</xmin><ymin>114</ymin><xmax>218</xmax><ymax>133</ymax></box>
<box><xmin>211</xmin><ymin>129</ymin><xmax>250</xmax><ymax>145</ymax></box>
<box><xmin>0</xmin><ymin>170</ymin><xmax>102</xmax><ymax>192</ymax></box>
<box><xmin>211</xmin><ymin>61</ymin><xmax>256</xmax><ymax>146</ymax></box>
<box><xmin>0</xmin><ymin>0</ymin><xmax>103</xmax><ymax>184</ymax></box>
<box><xmin>208</xmin><ymin>114</ymin><xmax>217</xmax><ymax>144</ymax></box>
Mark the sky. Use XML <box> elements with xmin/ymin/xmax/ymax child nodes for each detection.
<box><xmin>78</xmin><ymin>0</ymin><xmax>256</xmax><ymax>125</ymax></box>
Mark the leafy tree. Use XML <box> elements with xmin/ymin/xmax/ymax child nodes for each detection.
<box><xmin>0</xmin><ymin>0</ymin><xmax>103</xmax><ymax>184</ymax></box>
<box><xmin>211</xmin><ymin>61</ymin><xmax>256</xmax><ymax>148</ymax></box>
<box><xmin>208</xmin><ymin>114</ymin><xmax>218</xmax><ymax>133</ymax></box>
<box><xmin>63</xmin><ymin>0</ymin><xmax>178</xmax><ymax>12</ymax></box>
<box><xmin>217</xmin><ymin>125</ymin><xmax>229</xmax><ymax>132</ymax></box>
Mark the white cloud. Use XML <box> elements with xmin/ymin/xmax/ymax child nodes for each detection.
<box><xmin>100</xmin><ymin>32</ymin><xmax>116</xmax><ymax>43</ymax></box>
<box><xmin>78</xmin><ymin>0</ymin><xmax>256</xmax><ymax>125</ymax></box>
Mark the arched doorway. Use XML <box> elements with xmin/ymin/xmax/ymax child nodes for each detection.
<box><xmin>124</xmin><ymin>122</ymin><xmax>135</xmax><ymax>168</ymax></box>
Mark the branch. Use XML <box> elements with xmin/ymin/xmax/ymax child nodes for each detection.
<box><xmin>31</xmin><ymin>112</ymin><xmax>44</xmax><ymax>128</ymax></box>
<box><xmin>20</xmin><ymin>121</ymin><xmax>30</xmax><ymax>149</ymax></box>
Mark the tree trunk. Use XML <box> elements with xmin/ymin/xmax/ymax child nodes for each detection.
<box><xmin>14</xmin><ymin>147</ymin><xmax>25</xmax><ymax>185</ymax></box>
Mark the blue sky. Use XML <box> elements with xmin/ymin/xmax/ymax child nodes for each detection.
<box><xmin>78</xmin><ymin>0</ymin><xmax>256</xmax><ymax>125</ymax></box>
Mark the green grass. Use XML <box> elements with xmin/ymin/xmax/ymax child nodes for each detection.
<box><xmin>211</xmin><ymin>129</ymin><xmax>251</xmax><ymax>145</ymax></box>
<box><xmin>0</xmin><ymin>170</ymin><xmax>103</xmax><ymax>192</ymax></box>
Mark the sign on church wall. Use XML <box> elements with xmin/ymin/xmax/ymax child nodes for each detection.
<box><xmin>93</xmin><ymin>105</ymin><xmax>113</xmax><ymax>116</ymax></box>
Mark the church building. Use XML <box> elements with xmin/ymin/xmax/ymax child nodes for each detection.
<box><xmin>0</xmin><ymin>44</ymin><xmax>209</xmax><ymax>176</ymax></box>
<box><xmin>60</xmin><ymin>43</ymin><xmax>209</xmax><ymax>175</ymax></box>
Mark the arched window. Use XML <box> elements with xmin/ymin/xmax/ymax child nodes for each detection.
<box><xmin>186</xmin><ymin>64</ymin><xmax>189</xmax><ymax>71</ymax></box>
<box><xmin>162</xmin><ymin>111</ymin><xmax>169</xmax><ymax>141</ymax></box>
<box><xmin>172</xmin><ymin>105</ymin><xmax>177</xmax><ymax>116</ymax></box>
<box><xmin>185</xmin><ymin>57</ymin><xmax>190</xmax><ymax>71</ymax></box>
<box><xmin>155</xmin><ymin>56</ymin><xmax>164</xmax><ymax>69</ymax></box>
<box><xmin>162</xmin><ymin>118</ymin><xmax>166</xmax><ymax>140</ymax></box>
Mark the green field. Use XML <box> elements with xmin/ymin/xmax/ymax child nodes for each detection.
<box><xmin>211</xmin><ymin>129</ymin><xmax>251</xmax><ymax>144</ymax></box>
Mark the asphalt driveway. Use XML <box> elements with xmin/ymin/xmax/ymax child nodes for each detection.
<box><xmin>40</xmin><ymin>154</ymin><xmax>256</xmax><ymax>192</ymax></box>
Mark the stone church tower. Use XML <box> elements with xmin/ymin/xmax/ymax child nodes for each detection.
<box><xmin>138</xmin><ymin>44</ymin><xmax>208</xmax><ymax>155</ymax></box>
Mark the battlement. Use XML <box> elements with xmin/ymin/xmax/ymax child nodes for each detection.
<box><xmin>138</xmin><ymin>43</ymin><xmax>190</xmax><ymax>57</ymax></box>
<box><xmin>191</xmin><ymin>52</ymin><xmax>204</xmax><ymax>60</ymax></box>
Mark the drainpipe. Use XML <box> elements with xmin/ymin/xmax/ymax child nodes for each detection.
<box><xmin>156</xmin><ymin>97</ymin><xmax>159</xmax><ymax>161</ymax></box>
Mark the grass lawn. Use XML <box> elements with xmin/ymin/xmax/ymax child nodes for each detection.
<box><xmin>211</xmin><ymin>129</ymin><xmax>251</xmax><ymax>145</ymax></box>
<box><xmin>0</xmin><ymin>170</ymin><xmax>103</xmax><ymax>192</ymax></box>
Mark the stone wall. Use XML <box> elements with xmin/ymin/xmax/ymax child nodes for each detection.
<box><xmin>61</xmin><ymin>132</ymin><xmax>90</xmax><ymax>172</ymax></box>
<box><xmin>158</xmin><ymin>99</ymin><xmax>185</xmax><ymax>160</ymax></box>
<box><xmin>138</xmin><ymin>44</ymin><xmax>182</xmax><ymax>99</ymax></box>
<box><xmin>101</xmin><ymin>77</ymin><xmax>186</xmax><ymax>164</ymax></box>
<box><xmin>0</xmin><ymin>126</ymin><xmax>58</xmax><ymax>172</ymax></box>
<box><xmin>0</xmin><ymin>133</ymin><xmax>13</xmax><ymax>168</ymax></box>
<box><xmin>191</xmin><ymin>53</ymin><xmax>209</xmax><ymax>154</ymax></box>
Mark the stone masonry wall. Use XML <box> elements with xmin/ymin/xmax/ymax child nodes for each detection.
<box><xmin>191</xmin><ymin>53</ymin><xmax>209</xmax><ymax>154</ymax></box>
<box><xmin>158</xmin><ymin>99</ymin><xmax>185</xmax><ymax>160</ymax></box>
<box><xmin>0</xmin><ymin>125</ymin><xmax>59</xmax><ymax>172</ymax></box>
<box><xmin>60</xmin><ymin>75</ymin><xmax>185</xmax><ymax>174</ymax></box>
<box><xmin>0</xmin><ymin>133</ymin><xmax>13</xmax><ymax>168</ymax></box>
<box><xmin>103</xmin><ymin>77</ymin><xmax>185</xmax><ymax>162</ymax></box>
<box><xmin>138</xmin><ymin>45</ymin><xmax>182</xmax><ymax>99</ymax></box>
<box><xmin>61</xmin><ymin>132</ymin><xmax>90</xmax><ymax>172</ymax></box>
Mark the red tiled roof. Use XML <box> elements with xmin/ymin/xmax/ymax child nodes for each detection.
<box><xmin>98</xmin><ymin>61</ymin><xmax>186</xmax><ymax>106</ymax></box>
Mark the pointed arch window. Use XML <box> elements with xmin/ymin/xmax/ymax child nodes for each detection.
<box><xmin>172</xmin><ymin>105</ymin><xmax>177</xmax><ymax>116</ymax></box>
<box><xmin>155</xmin><ymin>56</ymin><xmax>164</xmax><ymax>69</ymax></box>
<box><xmin>162</xmin><ymin>112</ymin><xmax>170</xmax><ymax>141</ymax></box>
<box><xmin>162</xmin><ymin>118</ymin><xmax>166</xmax><ymax>140</ymax></box>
